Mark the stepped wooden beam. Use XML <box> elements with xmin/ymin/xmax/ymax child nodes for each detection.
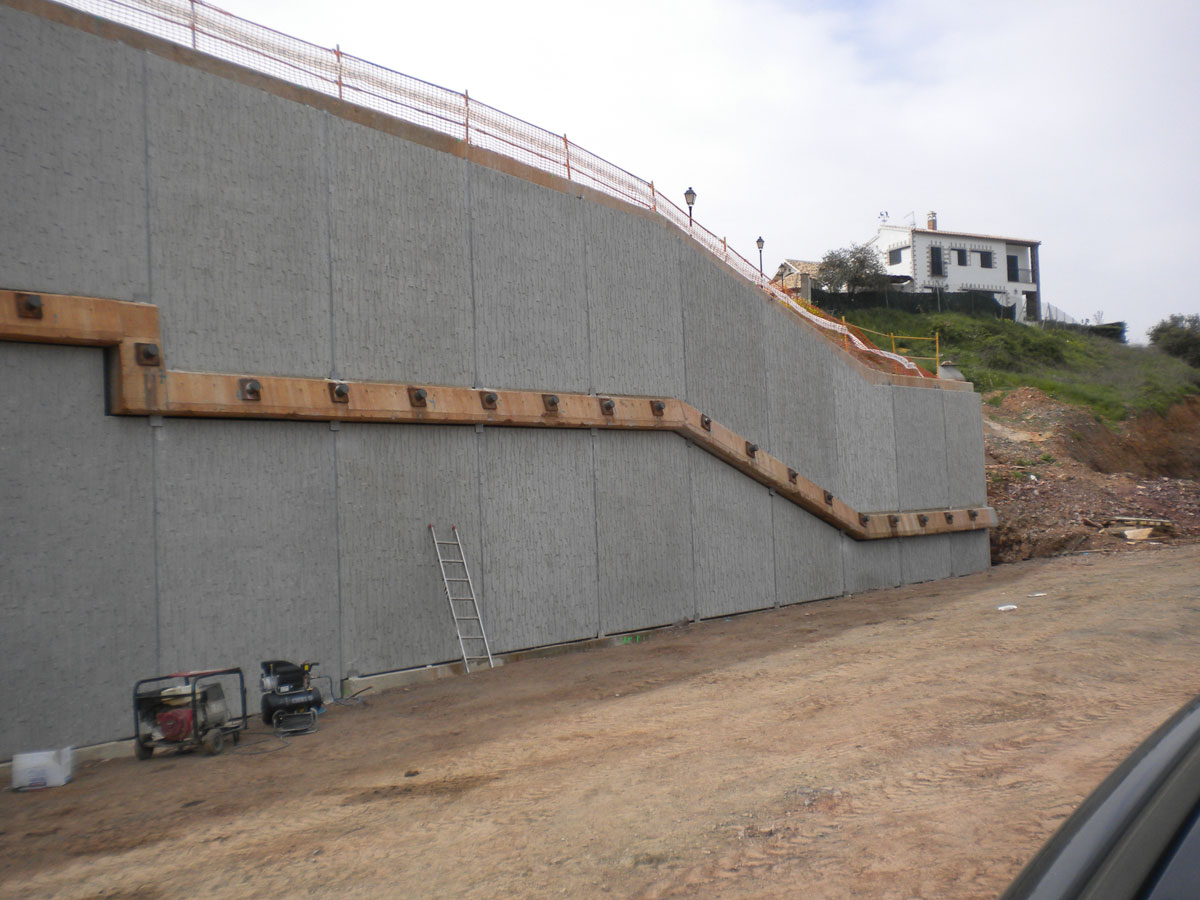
<box><xmin>1</xmin><ymin>289</ymin><xmax>997</xmax><ymax>540</ymax></box>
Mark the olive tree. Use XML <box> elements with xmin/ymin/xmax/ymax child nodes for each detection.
<box><xmin>816</xmin><ymin>243</ymin><xmax>889</xmax><ymax>297</ymax></box>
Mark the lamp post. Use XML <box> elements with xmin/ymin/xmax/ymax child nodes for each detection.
<box><xmin>684</xmin><ymin>186</ymin><xmax>696</xmax><ymax>227</ymax></box>
<box><xmin>756</xmin><ymin>236</ymin><xmax>765</xmax><ymax>277</ymax></box>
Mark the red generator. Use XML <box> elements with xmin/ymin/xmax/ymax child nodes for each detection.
<box><xmin>133</xmin><ymin>668</ymin><xmax>247</xmax><ymax>759</ymax></box>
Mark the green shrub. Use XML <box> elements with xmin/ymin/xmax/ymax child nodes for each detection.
<box><xmin>839</xmin><ymin>309</ymin><xmax>1200</xmax><ymax>421</ymax></box>
<box><xmin>1149</xmin><ymin>314</ymin><xmax>1200</xmax><ymax>368</ymax></box>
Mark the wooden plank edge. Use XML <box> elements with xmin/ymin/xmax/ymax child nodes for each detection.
<box><xmin>1</xmin><ymin>288</ymin><xmax>996</xmax><ymax>540</ymax></box>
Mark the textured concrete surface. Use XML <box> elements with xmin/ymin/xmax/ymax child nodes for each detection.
<box><xmin>771</xmin><ymin>495</ymin><xmax>845</xmax><ymax>606</ymax></box>
<box><xmin>152</xmin><ymin>419</ymin><xmax>340</xmax><ymax>692</ymax></box>
<box><xmin>0</xmin><ymin>5</ymin><xmax>149</xmax><ymax>302</ymax></box>
<box><xmin>892</xmin><ymin>386</ymin><xmax>951</xmax><ymax>511</ymax></box>
<box><xmin>584</xmin><ymin>205</ymin><xmax>685</xmax><ymax>399</ymax></box>
<box><xmin>688</xmin><ymin>447</ymin><xmax>776</xmax><ymax>620</ymax></box>
<box><xmin>471</xmin><ymin>167</ymin><xmax>589</xmax><ymax>392</ymax></box>
<box><xmin>328</xmin><ymin>118</ymin><xmax>474</xmax><ymax>386</ymax></box>
<box><xmin>842</xmin><ymin>536</ymin><xmax>902</xmax><ymax>595</ymax></box>
<box><xmin>592</xmin><ymin>431</ymin><xmax>693</xmax><ymax>634</ymax></box>
<box><xmin>0</xmin><ymin>3</ymin><xmax>995</xmax><ymax>755</ymax></box>
<box><xmin>478</xmin><ymin>428</ymin><xmax>599</xmax><ymax>651</ymax></box>
<box><xmin>899</xmin><ymin>535</ymin><xmax>955</xmax><ymax>585</ymax></box>
<box><xmin>832</xmin><ymin>365</ymin><xmax>900</xmax><ymax>513</ymax></box>
<box><xmin>679</xmin><ymin>252</ymin><xmax>770</xmax><ymax>444</ymax></box>
<box><xmin>0</xmin><ymin>345</ymin><xmax>155</xmax><ymax>759</ymax></box>
<box><xmin>335</xmin><ymin>425</ymin><xmax>478</xmax><ymax>676</ymax></box>
<box><xmin>763</xmin><ymin>302</ymin><xmax>843</xmax><ymax>495</ymax></box>
<box><xmin>951</xmin><ymin>530</ymin><xmax>993</xmax><ymax>577</ymax></box>
<box><xmin>944</xmin><ymin>390</ymin><xmax>989</xmax><ymax>508</ymax></box>
<box><xmin>145</xmin><ymin>55</ymin><xmax>331</xmax><ymax>376</ymax></box>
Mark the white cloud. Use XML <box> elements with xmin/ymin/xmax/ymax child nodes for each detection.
<box><xmin>217</xmin><ymin>0</ymin><xmax>1200</xmax><ymax>340</ymax></box>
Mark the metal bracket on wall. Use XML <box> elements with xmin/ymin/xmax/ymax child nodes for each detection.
<box><xmin>0</xmin><ymin>288</ymin><xmax>998</xmax><ymax>541</ymax></box>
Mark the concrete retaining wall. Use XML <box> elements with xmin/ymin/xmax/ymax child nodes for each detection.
<box><xmin>0</xmin><ymin>1</ymin><xmax>991</xmax><ymax>759</ymax></box>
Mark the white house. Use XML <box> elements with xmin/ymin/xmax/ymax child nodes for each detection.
<box><xmin>867</xmin><ymin>212</ymin><xmax>1073</xmax><ymax>323</ymax></box>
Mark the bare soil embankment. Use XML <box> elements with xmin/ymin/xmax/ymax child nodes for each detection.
<box><xmin>985</xmin><ymin>389</ymin><xmax>1200</xmax><ymax>563</ymax></box>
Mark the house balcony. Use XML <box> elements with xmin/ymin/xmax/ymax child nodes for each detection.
<box><xmin>1007</xmin><ymin>268</ymin><xmax>1035</xmax><ymax>284</ymax></box>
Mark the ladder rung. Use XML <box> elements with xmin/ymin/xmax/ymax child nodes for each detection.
<box><xmin>433</xmin><ymin>527</ymin><xmax>492</xmax><ymax>670</ymax></box>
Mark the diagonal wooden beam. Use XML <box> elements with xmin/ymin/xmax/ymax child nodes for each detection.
<box><xmin>1</xmin><ymin>289</ymin><xmax>998</xmax><ymax>540</ymax></box>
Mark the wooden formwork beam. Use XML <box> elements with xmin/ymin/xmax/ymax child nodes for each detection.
<box><xmin>1</xmin><ymin>289</ymin><xmax>997</xmax><ymax>540</ymax></box>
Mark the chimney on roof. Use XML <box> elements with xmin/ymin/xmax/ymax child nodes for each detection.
<box><xmin>927</xmin><ymin>211</ymin><xmax>938</xmax><ymax>231</ymax></box>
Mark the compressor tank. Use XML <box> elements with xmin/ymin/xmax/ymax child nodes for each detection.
<box><xmin>260</xmin><ymin>686</ymin><xmax>323</xmax><ymax>725</ymax></box>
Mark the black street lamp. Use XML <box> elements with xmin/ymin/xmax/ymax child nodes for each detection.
<box><xmin>756</xmin><ymin>236</ymin><xmax>765</xmax><ymax>276</ymax></box>
<box><xmin>684</xmin><ymin>186</ymin><xmax>696</xmax><ymax>227</ymax></box>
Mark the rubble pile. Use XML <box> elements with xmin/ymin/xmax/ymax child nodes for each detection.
<box><xmin>983</xmin><ymin>388</ymin><xmax>1200</xmax><ymax>563</ymax></box>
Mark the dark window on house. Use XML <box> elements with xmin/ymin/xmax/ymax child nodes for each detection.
<box><xmin>1024</xmin><ymin>292</ymin><xmax>1040</xmax><ymax>320</ymax></box>
<box><xmin>953</xmin><ymin>248</ymin><xmax>968</xmax><ymax>266</ymax></box>
<box><xmin>1007</xmin><ymin>254</ymin><xmax>1020</xmax><ymax>282</ymax></box>
<box><xmin>930</xmin><ymin>247</ymin><xmax>945</xmax><ymax>277</ymax></box>
<box><xmin>888</xmin><ymin>247</ymin><xmax>903</xmax><ymax>265</ymax></box>
<box><xmin>976</xmin><ymin>250</ymin><xmax>994</xmax><ymax>268</ymax></box>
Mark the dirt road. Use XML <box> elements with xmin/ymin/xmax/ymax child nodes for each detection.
<box><xmin>4</xmin><ymin>545</ymin><xmax>1200</xmax><ymax>900</ymax></box>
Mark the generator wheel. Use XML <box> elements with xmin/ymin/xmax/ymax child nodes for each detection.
<box><xmin>203</xmin><ymin>729</ymin><xmax>225</xmax><ymax>756</ymax></box>
<box><xmin>134</xmin><ymin>739</ymin><xmax>154</xmax><ymax>761</ymax></box>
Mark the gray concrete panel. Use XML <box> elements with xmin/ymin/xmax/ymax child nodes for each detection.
<box><xmin>583</xmin><ymin>207</ymin><xmax>685</xmax><ymax>398</ymax></box>
<box><xmin>679</xmin><ymin>252</ymin><xmax>769</xmax><ymax>444</ymax></box>
<box><xmin>592</xmin><ymin>431</ymin><xmax>693</xmax><ymax>634</ymax></box>
<box><xmin>763</xmin><ymin>302</ymin><xmax>843</xmax><ymax>495</ymax></box>
<box><xmin>471</xmin><ymin>167</ymin><xmax>589</xmax><ymax>392</ymax></box>
<box><xmin>893</xmin><ymin>386</ymin><xmax>951</xmax><ymax>511</ymax></box>
<box><xmin>145</xmin><ymin>55</ymin><xmax>330</xmax><ymax>376</ymax></box>
<box><xmin>0</xmin><ymin>345</ymin><xmax>155</xmax><ymax>758</ymax></box>
<box><xmin>950</xmin><ymin>531</ymin><xmax>992</xmax><ymax>577</ymax></box>
<box><xmin>841</xmin><ymin>536</ymin><xmax>901</xmax><ymax>594</ymax></box>
<box><xmin>153</xmin><ymin>420</ymin><xmax>340</xmax><ymax>690</ymax></box>
<box><xmin>771</xmin><ymin>496</ymin><xmax>844</xmax><ymax>606</ymax></box>
<box><xmin>944</xmin><ymin>390</ymin><xmax>988</xmax><ymax>508</ymax></box>
<box><xmin>831</xmin><ymin>365</ymin><xmax>900</xmax><ymax>513</ymax></box>
<box><xmin>328</xmin><ymin>118</ymin><xmax>474</xmax><ymax>385</ymax></box>
<box><xmin>0</xmin><ymin>6</ymin><xmax>148</xmax><ymax>301</ymax></box>
<box><xmin>899</xmin><ymin>535</ymin><xmax>954</xmax><ymax>585</ymax></box>
<box><xmin>0</xmin><ymin>5</ymin><xmax>1000</xmax><ymax>756</ymax></box>
<box><xmin>335</xmin><ymin>424</ymin><xmax>478</xmax><ymax>675</ymax></box>
<box><xmin>688</xmin><ymin>447</ymin><xmax>775</xmax><ymax>619</ymax></box>
<box><xmin>479</xmin><ymin>429</ymin><xmax>598</xmax><ymax>651</ymax></box>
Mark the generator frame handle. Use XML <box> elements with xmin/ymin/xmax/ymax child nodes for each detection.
<box><xmin>132</xmin><ymin>666</ymin><xmax>248</xmax><ymax>749</ymax></box>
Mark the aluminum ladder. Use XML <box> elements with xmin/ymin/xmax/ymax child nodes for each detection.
<box><xmin>429</xmin><ymin>525</ymin><xmax>494</xmax><ymax>672</ymax></box>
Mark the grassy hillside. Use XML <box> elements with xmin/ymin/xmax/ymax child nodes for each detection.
<box><xmin>842</xmin><ymin>309</ymin><xmax>1200</xmax><ymax>421</ymax></box>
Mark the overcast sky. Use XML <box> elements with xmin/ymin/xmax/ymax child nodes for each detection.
<box><xmin>215</xmin><ymin>0</ymin><xmax>1198</xmax><ymax>343</ymax></box>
